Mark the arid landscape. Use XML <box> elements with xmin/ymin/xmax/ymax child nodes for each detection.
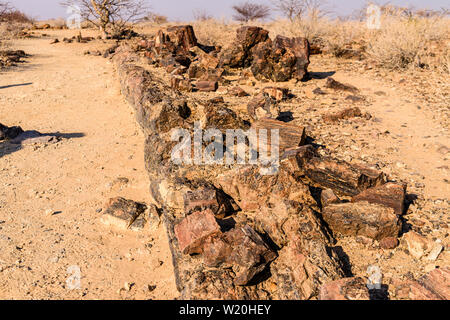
<box><xmin>0</xmin><ymin>1</ymin><xmax>449</xmax><ymax>300</ymax></box>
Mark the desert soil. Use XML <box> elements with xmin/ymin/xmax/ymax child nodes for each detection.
<box><xmin>0</xmin><ymin>30</ymin><xmax>448</xmax><ymax>299</ymax></box>
<box><xmin>0</xmin><ymin>32</ymin><xmax>177</xmax><ymax>299</ymax></box>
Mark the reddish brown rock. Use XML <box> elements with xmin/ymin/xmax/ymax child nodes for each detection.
<box><xmin>247</xmin><ymin>94</ymin><xmax>279</xmax><ymax>120</ymax></box>
<box><xmin>229</xmin><ymin>86</ymin><xmax>249</xmax><ymax>97</ymax></box>
<box><xmin>319</xmin><ymin>277</ymin><xmax>370</xmax><ymax>300</ymax></box>
<box><xmin>251</xmin><ymin>118</ymin><xmax>307</xmax><ymax>153</ymax></box>
<box><xmin>251</xmin><ymin>35</ymin><xmax>310</xmax><ymax>82</ymax></box>
<box><xmin>270</xmin><ymin>236</ymin><xmax>343</xmax><ymax>300</ymax></box>
<box><xmin>215</xmin><ymin>166</ymin><xmax>312</xmax><ymax>214</ymax></box>
<box><xmin>280</xmin><ymin>145</ymin><xmax>317</xmax><ymax>176</ymax></box>
<box><xmin>195</xmin><ymin>80</ymin><xmax>218</xmax><ymax>92</ymax></box>
<box><xmin>322</xmin><ymin>202</ymin><xmax>401</xmax><ymax>240</ymax></box>
<box><xmin>183</xmin><ymin>186</ymin><xmax>238</xmax><ymax>219</ymax></box>
<box><xmin>352</xmin><ymin>182</ymin><xmax>406</xmax><ymax>215</ymax></box>
<box><xmin>325</xmin><ymin>77</ymin><xmax>359</xmax><ymax>94</ymax></box>
<box><xmin>322</xmin><ymin>107</ymin><xmax>363</xmax><ymax>123</ymax></box>
<box><xmin>392</xmin><ymin>279</ymin><xmax>442</xmax><ymax>300</ymax></box>
<box><xmin>392</xmin><ymin>268</ymin><xmax>450</xmax><ymax>300</ymax></box>
<box><xmin>202</xmin><ymin>226</ymin><xmax>277</xmax><ymax>286</ymax></box>
<box><xmin>174</xmin><ymin>209</ymin><xmax>221</xmax><ymax>255</ymax></box>
<box><xmin>419</xmin><ymin>267</ymin><xmax>450</xmax><ymax>299</ymax></box>
<box><xmin>219</xmin><ymin>26</ymin><xmax>269</xmax><ymax>68</ymax></box>
<box><xmin>302</xmin><ymin>158</ymin><xmax>387</xmax><ymax>197</ymax></box>
<box><xmin>170</xmin><ymin>76</ymin><xmax>193</xmax><ymax>92</ymax></box>
<box><xmin>379</xmin><ymin>237</ymin><xmax>399</xmax><ymax>249</ymax></box>
<box><xmin>321</xmin><ymin>189</ymin><xmax>340</xmax><ymax>207</ymax></box>
<box><xmin>247</xmin><ymin>93</ymin><xmax>279</xmax><ymax>120</ymax></box>
<box><xmin>156</xmin><ymin>25</ymin><xmax>198</xmax><ymax>52</ymax></box>
<box><xmin>262</xmin><ymin>87</ymin><xmax>289</xmax><ymax>101</ymax></box>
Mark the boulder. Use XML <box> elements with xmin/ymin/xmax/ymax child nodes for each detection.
<box><xmin>229</xmin><ymin>86</ymin><xmax>249</xmax><ymax>97</ymax></box>
<box><xmin>219</xmin><ymin>26</ymin><xmax>269</xmax><ymax>68</ymax></box>
<box><xmin>156</xmin><ymin>25</ymin><xmax>197</xmax><ymax>53</ymax></box>
<box><xmin>403</xmin><ymin>231</ymin><xmax>433</xmax><ymax>259</ymax></box>
<box><xmin>251</xmin><ymin>35</ymin><xmax>310</xmax><ymax>82</ymax></box>
<box><xmin>195</xmin><ymin>80</ymin><xmax>218</xmax><ymax>92</ymax></box>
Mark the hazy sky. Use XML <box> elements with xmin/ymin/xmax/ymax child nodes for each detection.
<box><xmin>8</xmin><ymin>0</ymin><xmax>449</xmax><ymax>21</ymax></box>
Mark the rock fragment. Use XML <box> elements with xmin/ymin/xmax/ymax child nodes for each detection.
<box><xmin>322</xmin><ymin>202</ymin><xmax>401</xmax><ymax>240</ymax></box>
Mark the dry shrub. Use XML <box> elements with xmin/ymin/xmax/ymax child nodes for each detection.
<box><xmin>0</xmin><ymin>22</ymin><xmax>29</xmax><ymax>40</ymax></box>
<box><xmin>143</xmin><ymin>12</ymin><xmax>168</xmax><ymax>25</ymax></box>
<box><xmin>267</xmin><ymin>14</ymin><xmax>365</xmax><ymax>55</ymax></box>
<box><xmin>43</xmin><ymin>18</ymin><xmax>67</xmax><ymax>28</ymax></box>
<box><xmin>367</xmin><ymin>13</ymin><xmax>450</xmax><ymax>70</ymax></box>
<box><xmin>0</xmin><ymin>9</ymin><xmax>33</xmax><ymax>23</ymax></box>
<box><xmin>191</xmin><ymin>19</ymin><xmax>237</xmax><ymax>47</ymax></box>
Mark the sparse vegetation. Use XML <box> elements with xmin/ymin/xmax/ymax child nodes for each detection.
<box><xmin>193</xmin><ymin>9</ymin><xmax>213</xmax><ymax>22</ymax></box>
<box><xmin>142</xmin><ymin>12</ymin><xmax>168</xmax><ymax>25</ymax></box>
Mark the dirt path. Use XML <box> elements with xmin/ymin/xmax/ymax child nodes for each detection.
<box><xmin>0</xmin><ymin>37</ymin><xmax>178</xmax><ymax>299</ymax></box>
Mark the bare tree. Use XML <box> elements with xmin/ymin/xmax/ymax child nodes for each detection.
<box><xmin>271</xmin><ymin>0</ymin><xmax>327</xmax><ymax>21</ymax></box>
<box><xmin>0</xmin><ymin>1</ymin><xmax>12</xmax><ymax>20</ymax></box>
<box><xmin>61</xmin><ymin>0</ymin><xmax>149</xmax><ymax>39</ymax></box>
<box><xmin>271</xmin><ymin>0</ymin><xmax>304</xmax><ymax>21</ymax></box>
<box><xmin>232</xmin><ymin>1</ymin><xmax>271</xmax><ymax>22</ymax></box>
<box><xmin>193</xmin><ymin>9</ymin><xmax>213</xmax><ymax>21</ymax></box>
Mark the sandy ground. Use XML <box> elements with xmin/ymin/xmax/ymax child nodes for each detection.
<box><xmin>0</xmin><ymin>34</ymin><xmax>178</xmax><ymax>299</ymax></box>
<box><xmin>0</xmin><ymin>29</ymin><xmax>448</xmax><ymax>299</ymax></box>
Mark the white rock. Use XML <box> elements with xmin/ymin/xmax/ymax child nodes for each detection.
<box><xmin>426</xmin><ymin>243</ymin><xmax>443</xmax><ymax>261</ymax></box>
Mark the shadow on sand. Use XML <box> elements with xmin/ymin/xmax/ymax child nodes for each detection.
<box><xmin>0</xmin><ymin>130</ymin><xmax>85</xmax><ymax>159</ymax></box>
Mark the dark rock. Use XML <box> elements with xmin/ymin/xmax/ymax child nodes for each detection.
<box><xmin>251</xmin><ymin>35</ymin><xmax>310</xmax><ymax>82</ymax></box>
<box><xmin>322</xmin><ymin>202</ymin><xmax>401</xmax><ymax>240</ymax></box>
<box><xmin>195</xmin><ymin>80</ymin><xmax>218</xmax><ymax>92</ymax></box>
<box><xmin>219</xmin><ymin>26</ymin><xmax>269</xmax><ymax>68</ymax></box>
<box><xmin>0</xmin><ymin>123</ymin><xmax>24</xmax><ymax>140</ymax></box>
<box><xmin>325</xmin><ymin>77</ymin><xmax>359</xmax><ymax>94</ymax></box>
<box><xmin>301</xmin><ymin>157</ymin><xmax>387</xmax><ymax>197</ymax></box>
<box><xmin>352</xmin><ymin>182</ymin><xmax>406</xmax><ymax>215</ymax></box>
<box><xmin>322</xmin><ymin>107</ymin><xmax>363</xmax><ymax>123</ymax></box>
<box><xmin>203</xmin><ymin>225</ymin><xmax>277</xmax><ymax>286</ymax></box>
<box><xmin>100</xmin><ymin>197</ymin><xmax>147</xmax><ymax>230</ymax></box>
